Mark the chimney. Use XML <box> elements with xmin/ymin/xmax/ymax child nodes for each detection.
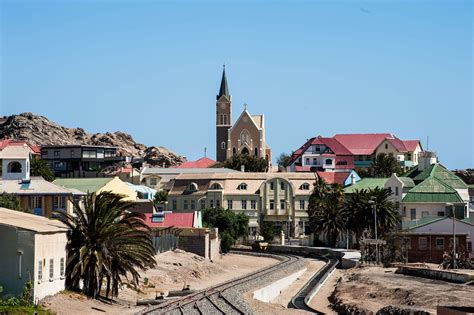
<box><xmin>351</xmin><ymin>174</ymin><xmax>356</xmax><ymax>185</ymax></box>
<box><xmin>241</xmin><ymin>165</ymin><xmax>245</xmax><ymax>172</ymax></box>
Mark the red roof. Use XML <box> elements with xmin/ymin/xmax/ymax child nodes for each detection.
<box><xmin>174</xmin><ymin>157</ymin><xmax>216</xmax><ymax>169</ymax></box>
<box><xmin>145</xmin><ymin>212</ymin><xmax>195</xmax><ymax>228</ymax></box>
<box><xmin>333</xmin><ymin>133</ymin><xmax>394</xmax><ymax>155</ymax></box>
<box><xmin>289</xmin><ymin>136</ymin><xmax>352</xmax><ymax>165</ymax></box>
<box><xmin>0</xmin><ymin>139</ymin><xmax>41</xmax><ymax>154</ymax></box>
<box><xmin>402</xmin><ymin>140</ymin><xmax>421</xmax><ymax>152</ymax></box>
<box><xmin>316</xmin><ymin>171</ymin><xmax>352</xmax><ymax>185</ymax></box>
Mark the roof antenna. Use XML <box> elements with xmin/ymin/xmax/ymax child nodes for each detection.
<box><xmin>426</xmin><ymin>136</ymin><xmax>429</xmax><ymax>151</ymax></box>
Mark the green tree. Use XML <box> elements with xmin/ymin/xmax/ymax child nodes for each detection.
<box><xmin>308</xmin><ymin>180</ymin><xmax>347</xmax><ymax>247</ymax></box>
<box><xmin>202</xmin><ymin>207</ymin><xmax>249</xmax><ymax>253</ymax></box>
<box><xmin>344</xmin><ymin>187</ymin><xmax>400</xmax><ymax>241</ymax></box>
<box><xmin>30</xmin><ymin>158</ymin><xmax>55</xmax><ymax>182</ymax></box>
<box><xmin>370</xmin><ymin>153</ymin><xmax>402</xmax><ymax>177</ymax></box>
<box><xmin>154</xmin><ymin>191</ymin><xmax>168</xmax><ymax>204</ymax></box>
<box><xmin>217</xmin><ymin>154</ymin><xmax>268</xmax><ymax>172</ymax></box>
<box><xmin>276</xmin><ymin>153</ymin><xmax>292</xmax><ymax>169</ymax></box>
<box><xmin>54</xmin><ymin>191</ymin><xmax>156</xmax><ymax>299</ymax></box>
<box><xmin>0</xmin><ymin>193</ymin><xmax>22</xmax><ymax>211</ymax></box>
<box><xmin>260</xmin><ymin>221</ymin><xmax>276</xmax><ymax>241</ymax></box>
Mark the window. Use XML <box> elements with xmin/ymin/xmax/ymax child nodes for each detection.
<box><xmin>7</xmin><ymin>161</ymin><xmax>22</xmax><ymax>173</ymax></box>
<box><xmin>300</xmin><ymin>200</ymin><xmax>305</xmax><ymax>210</ymax></box>
<box><xmin>238</xmin><ymin>183</ymin><xmax>248</xmax><ymax>190</ymax></box>
<box><xmin>191</xmin><ymin>200</ymin><xmax>196</xmax><ymax>210</ymax></box>
<box><xmin>210</xmin><ymin>183</ymin><xmax>223</xmax><ymax>190</ymax></box>
<box><xmin>300</xmin><ymin>183</ymin><xmax>310</xmax><ymax>190</ymax></box>
<box><xmin>280</xmin><ymin>182</ymin><xmax>285</xmax><ymax>190</ymax></box>
<box><xmin>410</xmin><ymin>208</ymin><xmax>416</xmax><ymax>220</ymax></box>
<box><xmin>53</xmin><ymin>161</ymin><xmax>64</xmax><ymax>170</ymax></box>
<box><xmin>269</xmin><ymin>200</ymin><xmax>274</xmax><ymax>210</ymax></box>
<box><xmin>325</xmin><ymin>159</ymin><xmax>332</xmax><ymax>165</ymax></box>
<box><xmin>436</xmin><ymin>238</ymin><xmax>444</xmax><ymax>250</ymax></box>
<box><xmin>49</xmin><ymin>258</ymin><xmax>54</xmax><ymax>279</ymax></box>
<box><xmin>104</xmin><ymin>150</ymin><xmax>116</xmax><ymax>157</ymax></box>
<box><xmin>251</xmin><ymin>200</ymin><xmax>256</xmax><ymax>210</ymax></box>
<box><xmin>421</xmin><ymin>211</ymin><xmax>429</xmax><ymax>218</ymax></box>
<box><xmin>254</xmin><ymin>148</ymin><xmax>258</xmax><ymax>156</ymax></box>
<box><xmin>312</xmin><ymin>158</ymin><xmax>317</xmax><ymax>165</ymax></box>
<box><xmin>172</xmin><ymin>200</ymin><xmax>177</xmax><ymax>210</ymax></box>
<box><xmin>53</xmin><ymin>196</ymin><xmax>66</xmax><ymax>210</ymax></box>
<box><xmin>305</xmin><ymin>158</ymin><xmax>309</xmax><ymax>165</ymax></box>
<box><xmin>60</xmin><ymin>258</ymin><xmax>65</xmax><ymax>278</ymax></box>
<box><xmin>221</xmin><ymin>142</ymin><xmax>226</xmax><ymax>150</ymax></box>
<box><xmin>242</xmin><ymin>200</ymin><xmax>247</xmax><ymax>210</ymax></box>
<box><xmin>240</xmin><ymin>130</ymin><xmax>250</xmax><ymax>145</ymax></box>
<box><xmin>200</xmin><ymin>199</ymin><xmax>206</xmax><ymax>210</ymax></box>
<box><xmin>395</xmin><ymin>187</ymin><xmax>399</xmax><ymax>196</ymax></box>
<box><xmin>437</xmin><ymin>211</ymin><xmax>445</xmax><ymax>217</ymax></box>
<box><xmin>280</xmin><ymin>200</ymin><xmax>286</xmax><ymax>210</ymax></box>
<box><xmin>210</xmin><ymin>199</ymin><xmax>214</xmax><ymax>208</ymax></box>
<box><xmin>41</xmin><ymin>150</ymin><xmax>48</xmax><ymax>157</ymax></box>
<box><xmin>183</xmin><ymin>200</ymin><xmax>188</xmax><ymax>210</ymax></box>
<box><xmin>54</xmin><ymin>150</ymin><xmax>60</xmax><ymax>157</ymax></box>
<box><xmin>227</xmin><ymin>200</ymin><xmax>233</xmax><ymax>210</ymax></box>
<box><xmin>29</xmin><ymin>196</ymin><xmax>42</xmax><ymax>209</ymax></box>
<box><xmin>38</xmin><ymin>261</ymin><xmax>43</xmax><ymax>282</ymax></box>
<box><xmin>385</xmin><ymin>143</ymin><xmax>388</xmax><ymax>149</ymax></box>
<box><xmin>270</xmin><ymin>182</ymin><xmax>274</xmax><ymax>190</ymax></box>
<box><xmin>149</xmin><ymin>177</ymin><xmax>157</xmax><ymax>186</ymax></box>
<box><xmin>187</xmin><ymin>183</ymin><xmax>198</xmax><ymax>192</ymax></box>
<box><xmin>70</xmin><ymin>149</ymin><xmax>75</xmax><ymax>157</ymax></box>
<box><xmin>468</xmin><ymin>242</ymin><xmax>472</xmax><ymax>252</ymax></box>
<box><xmin>82</xmin><ymin>150</ymin><xmax>97</xmax><ymax>158</ymax></box>
<box><xmin>418</xmin><ymin>237</ymin><xmax>428</xmax><ymax>250</ymax></box>
<box><xmin>216</xmin><ymin>200</ymin><xmax>220</xmax><ymax>208</ymax></box>
<box><xmin>233</xmin><ymin>147</ymin><xmax>236</xmax><ymax>155</ymax></box>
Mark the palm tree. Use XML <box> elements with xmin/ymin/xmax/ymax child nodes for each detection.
<box><xmin>54</xmin><ymin>191</ymin><xmax>156</xmax><ymax>299</ymax></box>
<box><xmin>371</xmin><ymin>153</ymin><xmax>401</xmax><ymax>177</ymax></box>
<box><xmin>30</xmin><ymin>157</ymin><xmax>55</xmax><ymax>181</ymax></box>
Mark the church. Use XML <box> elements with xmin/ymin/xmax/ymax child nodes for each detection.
<box><xmin>215</xmin><ymin>66</ymin><xmax>272</xmax><ymax>164</ymax></box>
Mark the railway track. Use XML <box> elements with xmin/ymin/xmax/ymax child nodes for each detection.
<box><xmin>140</xmin><ymin>252</ymin><xmax>302</xmax><ymax>315</ymax></box>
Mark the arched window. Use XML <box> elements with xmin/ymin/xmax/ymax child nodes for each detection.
<box><xmin>221</xmin><ymin>141</ymin><xmax>226</xmax><ymax>150</ymax></box>
<box><xmin>254</xmin><ymin>147</ymin><xmax>258</xmax><ymax>156</ymax></box>
<box><xmin>223</xmin><ymin>115</ymin><xmax>227</xmax><ymax>125</ymax></box>
<box><xmin>210</xmin><ymin>183</ymin><xmax>223</xmax><ymax>190</ymax></box>
<box><xmin>8</xmin><ymin>161</ymin><xmax>22</xmax><ymax>173</ymax></box>
<box><xmin>187</xmin><ymin>183</ymin><xmax>198</xmax><ymax>192</ymax></box>
<box><xmin>240</xmin><ymin>129</ymin><xmax>250</xmax><ymax>146</ymax></box>
<box><xmin>238</xmin><ymin>183</ymin><xmax>248</xmax><ymax>190</ymax></box>
<box><xmin>233</xmin><ymin>147</ymin><xmax>236</xmax><ymax>155</ymax></box>
<box><xmin>325</xmin><ymin>159</ymin><xmax>332</xmax><ymax>165</ymax></box>
<box><xmin>300</xmin><ymin>183</ymin><xmax>310</xmax><ymax>190</ymax></box>
<box><xmin>241</xmin><ymin>147</ymin><xmax>249</xmax><ymax>155</ymax></box>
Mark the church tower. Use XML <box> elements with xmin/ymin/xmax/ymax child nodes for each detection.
<box><xmin>216</xmin><ymin>66</ymin><xmax>232</xmax><ymax>162</ymax></box>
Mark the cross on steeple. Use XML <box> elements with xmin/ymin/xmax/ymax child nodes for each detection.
<box><xmin>244</xmin><ymin>103</ymin><xmax>247</xmax><ymax>110</ymax></box>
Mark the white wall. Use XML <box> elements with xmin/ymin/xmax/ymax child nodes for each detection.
<box><xmin>2</xmin><ymin>158</ymin><xmax>29</xmax><ymax>180</ymax></box>
<box><xmin>34</xmin><ymin>232</ymin><xmax>68</xmax><ymax>302</ymax></box>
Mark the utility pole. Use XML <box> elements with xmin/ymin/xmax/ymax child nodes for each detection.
<box><xmin>369</xmin><ymin>196</ymin><xmax>379</xmax><ymax>264</ymax></box>
<box><xmin>447</xmin><ymin>203</ymin><xmax>457</xmax><ymax>269</ymax></box>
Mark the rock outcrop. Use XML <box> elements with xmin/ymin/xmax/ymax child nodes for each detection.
<box><xmin>0</xmin><ymin>112</ymin><xmax>185</xmax><ymax>166</ymax></box>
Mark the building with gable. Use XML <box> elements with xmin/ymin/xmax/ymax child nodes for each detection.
<box><xmin>215</xmin><ymin>66</ymin><xmax>271</xmax><ymax>164</ymax></box>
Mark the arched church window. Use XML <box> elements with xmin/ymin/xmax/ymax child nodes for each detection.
<box><xmin>254</xmin><ymin>148</ymin><xmax>258</xmax><ymax>156</ymax></box>
<box><xmin>233</xmin><ymin>147</ymin><xmax>236</xmax><ymax>155</ymax></box>
<box><xmin>241</xmin><ymin>147</ymin><xmax>249</xmax><ymax>155</ymax></box>
<box><xmin>223</xmin><ymin>115</ymin><xmax>227</xmax><ymax>125</ymax></box>
<box><xmin>221</xmin><ymin>142</ymin><xmax>226</xmax><ymax>150</ymax></box>
<box><xmin>240</xmin><ymin>129</ymin><xmax>250</xmax><ymax>146</ymax></box>
<box><xmin>8</xmin><ymin>161</ymin><xmax>22</xmax><ymax>173</ymax></box>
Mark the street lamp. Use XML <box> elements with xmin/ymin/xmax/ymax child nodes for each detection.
<box><xmin>446</xmin><ymin>202</ymin><xmax>457</xmax><ymax>269</ymax></box>
<box><xmin>368</xmin><ymin>196</ymin><xmax>379</xmax><ymax>264</ymax></box>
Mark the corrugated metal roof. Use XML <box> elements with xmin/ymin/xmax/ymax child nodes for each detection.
<box><xmin>0</xmin><ymin>177</ymin><xmax>78</xmax><ymax>195</ymax></box>
<box><xmin>399</xmin><ymin>177</ymin><xmax>415</xmax><ymax>188</ymax></box>
<box><xmin>344</xmin><ymin>178</ymin><xmax>389</xmax><ymax>193</ymax></box>
<box><xmin>53</xmin><ymin>178</ymin><xmax>113</xmax><ymax>193</ymax></box>
<box><xmin>402</xmin><ymin>192</ymin><xmax>464</xmax><ymax>203</ymax></box>
<box><xmin>0</xmin><ymin>207</ymin><xmax>68</xmax><ymax>233</ymax></box>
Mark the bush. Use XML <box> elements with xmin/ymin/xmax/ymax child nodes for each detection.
<box><xmin>260</xmin><ymin>221</ymin><xmax>276</xmax><ymax>242</ymax></box>
<box><xmin>220</xmin><ymin>232</ymin><xmax>234</xmax><ymax>253</ymax></box>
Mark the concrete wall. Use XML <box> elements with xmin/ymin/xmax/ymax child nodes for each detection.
<box><xmin>2</xmin><ymin>158</ymin><xmax>29</xmax><ymax>180</ymax></box>
<box><xmin>34</xmin><ymin>232</ymin><xmax>68</xmax><ymax>302</ymax></box>
<box><xmin>253</xmin><ymin>268</ymin><xmax>307</xmax><ymax>302</ymax></box>
<box><xmin>396</xmin><ymin>266</ymin><xmax>474</xmax><ymax>283</ymax></box>
<box><xmin>0</xmin><ymin>225</ymin><xmax>35</xmax><ymax>300</ymax></box>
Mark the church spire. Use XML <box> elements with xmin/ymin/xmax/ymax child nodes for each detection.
<box><xmin>217</xmin><ymin>64</ymin><xmax>229</xmax><ymax>99</ymax></box>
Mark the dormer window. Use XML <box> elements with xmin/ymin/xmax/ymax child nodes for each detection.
<box><xmin>325</xmin><ymin>159</ymin><xmax>332</xmax><ymax>165</ymax></box>
<box><xmin>210</xmin><ymin>183</ymin><xmax>223</xmax><ymax>190</ymax></box>
<box><xmin>238</xmin><ymin>183</ymin><xmax>248</xmax><ymax>190</ymax></box>
<box><xmin>187</xmin><ymin>183</ymin><xmax>198</xmax><ymax>192</ymax></box>
<box><xmin>300</xmin><ymin>183</ymin><xmax>310</xmax><ymax>190</ymax></box>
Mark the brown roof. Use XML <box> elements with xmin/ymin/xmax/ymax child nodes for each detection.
<box><xmin>0</xmin><ymin>207</ymin><xmax>68</xmax><ymax>233</ymax></box>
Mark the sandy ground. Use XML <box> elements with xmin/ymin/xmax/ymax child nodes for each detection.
<box><xmin>332</xmin><ymin>266</ymin><xmax>474</xmax><ymax>314</ymax></box>
<box><xmin>308</xmin><ymin>268</ymin><xmax>341</xmax><ymax>314</ymax></box>
<box><xmin>244</xmin><ymin>259</ymin><xmax>325</xmax><ymax>315</ymax></box>
<box><xmin>42</xmin><ymin>250</ymin><xmax>278</xmax><ymax>315</ymax></box>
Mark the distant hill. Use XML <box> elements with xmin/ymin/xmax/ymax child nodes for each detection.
<box><xmin>0</xmin><ymin>112</ymin><xmax>185</xmax><ymax>167</ymax></box>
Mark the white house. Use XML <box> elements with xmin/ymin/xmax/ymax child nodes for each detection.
<box><xmin>0</xmin><ymin>144</ymin><xmax>31</xmax><ymax>181</ymax></box>
<box><xmin>0</xmin><ymin>207</ymin><xmax>68</xmax><ymax>303</ymax></box>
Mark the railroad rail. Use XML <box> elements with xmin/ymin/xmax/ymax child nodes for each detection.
<box><xmin>139</xmin><ymin>252</ymin><xmax>302</xmax><ymax>315</ymax></box>
<box><xmin>289</xmin><ymin>254</ymin><xmax>339</xmax><ymax>314</ymax></box>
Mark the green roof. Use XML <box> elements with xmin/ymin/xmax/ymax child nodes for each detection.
<box><xmin>402</xmin><ymin>177</ymin><xmax>464</xmax><ymax>203</ymax></box>
<box><xmin>402</xmin><ymin>216</ymin><xmax>445</xmax><ymax>230</ymax></box>
<box><xmin>407</xmin><ymin>164</ymin><xmax>467</xmax><ymax>189</ymax></box>
<box><xmin>53</xmin><ymin>178</ymin><xmax>113</xmax><ymax>193</ymax></box>
<box><xmin>344</xmin><ymin>178</ymin><xmax>389</xmax><ymax>193</ymax></box>
<box><xmin>398</xmin><ymin>177</ymin><xmax>415</xmax><ymax>188</ymax></box>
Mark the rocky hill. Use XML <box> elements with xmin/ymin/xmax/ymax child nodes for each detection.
<box><xmin>0</xmin><ymin>112</ymin><xmax>185</xmax><ymax>167</ymax></box>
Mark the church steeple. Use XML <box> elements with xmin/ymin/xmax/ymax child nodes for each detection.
<box><xmin>217</xmin><ymin>65</ymin><xmax>229</xmax><ymax>99</ymax></box>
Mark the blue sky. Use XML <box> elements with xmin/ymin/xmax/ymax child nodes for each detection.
<box><xmin>1</xmin><ymin>0</ymin><xmax>472</xmax><ymax>169</ymax></box>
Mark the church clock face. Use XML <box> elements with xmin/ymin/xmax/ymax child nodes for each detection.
<box><xmin>220</xmin><ymin>103</ymin><xmax>226</xmax><ymax>109</ymax></box>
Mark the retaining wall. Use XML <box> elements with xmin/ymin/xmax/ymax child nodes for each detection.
<box><xmin>396</xmin><ymin>266</ymin><xmax>474</xmax><ymax>284</ymax></box>
<box><xmin>253</xmin><ymin>268</ymin><xmax>307</xmax><ymax>303</ymax></box>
